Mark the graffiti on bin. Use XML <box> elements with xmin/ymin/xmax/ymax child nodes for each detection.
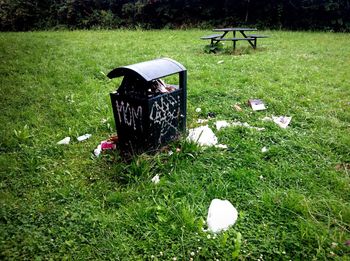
<box><xmin>115</xmin><ymin>100</ymin><xmax>143</xmax><ymax>131</ymax></box>
<box><xmin>149</xmin><ymin>95</ymin><xmax>180</xmax><ymax>142</ymax></box>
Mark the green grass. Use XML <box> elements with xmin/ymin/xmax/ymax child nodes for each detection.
<box><xmin>1</xmin><ymin>29</ymin><xmax>350</xmax><ymax>260</ymax></box>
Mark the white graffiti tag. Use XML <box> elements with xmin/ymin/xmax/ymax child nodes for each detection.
<box><xmin>149</xmin><ymin>95</ymin><xmax>181</xmax><ymax>143</ymax></box>
<box><xmin>115</xmin><ymin>101</ymin><xmax>143</xmax><ymax>131</ymax></box>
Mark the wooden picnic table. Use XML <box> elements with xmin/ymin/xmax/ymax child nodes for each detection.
<box><xmin>201</xmin><ymin>27</ymin><xmax>268</xmax><ymax>50</ymax></box>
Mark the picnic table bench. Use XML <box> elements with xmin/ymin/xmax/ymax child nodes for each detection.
<box><xmin>200</xmin><ymin>27</ymin><xmax>268</xmax><ymax>50</ymax></box>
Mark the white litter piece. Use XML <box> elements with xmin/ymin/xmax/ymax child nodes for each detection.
<box><xmin>151</xmin><ymin>174</ymin><xmax>160</xmax><ymax>184</ymax></box>
<box><xmin>187</xmin><ymin>125</ymin><xmax>218</xmax><ymax>146</ymax></box>
<box><xmin>272</xmin><ymin>116</ymin><xmax>292</xmax><ymax>128</ymax></box>
<box><xmin>195</xmin><ymin>107</ymin><xmax>202</xmax><ymax>113</ymax></box>
<box><xmin>261</xmin><ymin>146</ymin><xmax>268</xmax><ymax>153</ymax></box>
<box><xmin>232</xmin><ymin>121</ymin><xmax>265</xmax><ymax>131</ymax></box>
<box><xmin>77</xmin><ymin>134</ymin><xmax>92</xmax><ymax>141</ymax></box>
<box><xmin>215</xmin><ymin>144</ymin><xmax>228</xmax><ymax>149</ymax></box>
<box><xmin>215</xmin><ymin>120</ymin><xmax>231</xmax><ymax>130</ymax></box>
<box><xmin>197</xmin><ymin>119</ymin><xmax>209</xmax><ymax>124</ymax></box>
<box><xmin>248</xmin><ymin>99</ymin><xmax>266</xmax><ymax>111</ymax></box>
<box><xmin>261</xmin><ymin>116</ymin><xmax>272</xmax><ymax>122</ymax></box>
<box><xmin>93</xmin><ymin>144</ymin><xmax>102</xmax><ymax>157</ymax></box>
<box><xmin>206</xmin><ymin>199</ymin><xmax>238</xmax><ymax>233</ymax></box>
<box><xmin>217</xmin><ymin>60</ymin><xmax>224</xmax><ymax>64</ymax></box>
<box><xmin>57</xmin><ymin>137</ymin><xmax>70</xmax><ymax>145</ymax></box>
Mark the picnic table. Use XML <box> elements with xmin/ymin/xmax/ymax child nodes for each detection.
<box><xmin>201</xmin><ymin>27</ymin><xmax>268</xmax><ymax>50</ymax></box>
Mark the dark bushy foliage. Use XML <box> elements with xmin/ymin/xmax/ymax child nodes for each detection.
<box><xmin>1</xmin><ymin>0</ymin><xmax>349</xmax><ymax>31</ymax></box>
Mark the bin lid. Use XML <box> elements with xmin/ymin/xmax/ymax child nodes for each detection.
<box><xmin>107</xmin><ymin>58</ymin><xmax>186</xmax><ymax>81</ymax></box>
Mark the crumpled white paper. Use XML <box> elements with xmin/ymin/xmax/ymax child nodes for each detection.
<box><xmin>207</xmin><ymin>199</ymin><xmax>238</xmax><ymax>233</ymax></box>
<box><xmin>187</xmin><ymin>125</ymin><xmax>218</xmax><ymax>146</ymax></box>
<box><xmin>57</xmin><ymin>137</ymin><xmax>70</xmax><ymax>145</ymax></box>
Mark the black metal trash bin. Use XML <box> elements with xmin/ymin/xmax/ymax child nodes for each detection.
<box><xmin>107</xmin><ymin>58</ymin><xmax>187</xmax><ymax>154</ymax></box>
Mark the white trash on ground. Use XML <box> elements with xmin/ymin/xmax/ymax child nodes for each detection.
<box><xmin>261</xmin><ymin>146</ymin><xmax>268</xmax><ymax>153</ymax></box>
<box><xmin>248</xmin><ymin>99</ymin><xmax>266</xmax><ymax>111</ymax></box>
<box><xmin>214</xmin><ymin>144</ymin><xmax>228</xmax><ymax>149</ymax></box>
<box><xmin>57</xmin><ymin>137</ymin><xmax>70</xmax><ymax>145</ymax></box>
<box><xmin>261</xmin><ymin>116</ymin><xmax>273</xmax><ymax>122</ymax></box>
<box><xmin>93</xmin><ymin>144</ymin><xmax>102</xmax><ymax>157</ymax></box>
<box><xmin>215</xmin><ymin>120</ymin><xmax>231</xmax><ymax>130</ymax></box>
<box><xmin>197</xmin><ymin>119</ymin><xmax>209</xmax><ymax>124</ymax></box>
<box><xmin>151</xmin><ymin>174</ymin><xmax>160</xmax><ymax>184</ymax></box>
<box><xmin>206</xmin><ymin>199</ymin><xmax>238</xmax><ymax>233</ymax></box>
<box><xmin>187</xmin><ymin>125</ymin><xmax>218</xmax><ymax>146</ymax></box>
<box><xmin>195</xmin><ymin>107</ymin><xmax>202</xmax><ymax>113</ymax></box>
<box><xmin>272</xmin><ymin>116</ymin><xmax>292</xmax><ymax>128</ymax></box>
<box><xmin>231</xmin><ymin>121</ymin><xmax>265</xmax><ymax>131</ymax></box>
<box><xmin>77</xmin><ymin>134</ymin><xmax>92</xmax><ymax>141</ymax></box>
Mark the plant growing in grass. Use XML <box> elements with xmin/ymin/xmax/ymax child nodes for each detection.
<box><xmin>204</xmin><ymin>42</ymin><xmax>224</xmax><ymax>53</ymax></box>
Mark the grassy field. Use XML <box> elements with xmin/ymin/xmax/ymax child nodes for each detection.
<box><xmin>0</xmin><ymin>29</ymin><xmax>349</xmax><ymax>260</ymax></box>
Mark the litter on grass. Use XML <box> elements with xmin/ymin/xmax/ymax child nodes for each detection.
<box><xmin>77</xmin><ymin>134</ymin><xmax>91</xmax><ymax>141</ymax></box>
<box><xmin>195</xmin><ymin>107</ymin><xmax>202</xmax><ymax>113</ymax></box>
<box><xmin>187</xmin><ymin>126</ymin><xmax>228</xmax><ymax>149</ymax></box>
<box><xmin>93</xmin><ymin>135</ymin><xmax>118</xmax><ymax>157</ymax></box>
<box><xmin>206</xmin><ymin>199</ymin><xmax>238</xmax><ymax>233</ymax></box>
<box><xmin>248</xmin><ymin>99</ymin><xmax>266</xmax><ymax>111</ymax></box>
<box><xmin>197</xmin><ymin>119</ymin><xmax>209</xmax><ymax>124</ymax></box>
<box><xmin>262</xmin><ymin>116</ymin><xmax>292</xmax><ymax>128</ymax></box>
<box><xmin>151</xmin><ymin>174</ymin><xmax>160</xmax><ymax>184</ymax></box>
<box><xmin>272</xmin><ymin>116</ymin><xmax>292</xmax><ymax>128</ymax></box>
<box><xmin>233</xmin><ymin>104</ymin><xmax>242</xmax><ymax>111</ymax></box>
<box><xmin>215</xmin><ymin>120</ymin><xmax>265</xmax><ymax>131</ymax></box>
<box><xmin>261</xmin><ymin>116</ymin><xmax>273</xmax><ymax>122</ymax></box>
<box><xmin>261</xmin><ymin>146</ymin><xmax>268</xmax><ymax>153</ymax></box>
<box><xmin>217</xmin><ymin>60</ymin><xmax>224</xmax><ymax>64</ymax></box>
<box><xmin>187</xmin><ymin>125</ymin><xmax>218</xmax><ymax>146</ymax></box>
<box><xmin>214</xmin><ymin>144</ymin><xmax>228</xmax><ymax>149</ymax></box>
<box><xmin>215</xmin><ymin>120</ymin><xmax>231</xmax><ymax>130</ymax></box>
<box><xmin>57</xmin><ymin>137</ymin><xmax>70</xmax><ymax>145</ymax></box>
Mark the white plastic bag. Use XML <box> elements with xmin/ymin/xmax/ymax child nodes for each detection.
<box><xmin>207</xmin><ymin>199</ymin><xmax>238</xmax><ymax>233</ymax></box>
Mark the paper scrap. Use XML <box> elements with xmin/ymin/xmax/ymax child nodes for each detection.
<box><xmin>187</xmin><ymin>125</ymin><xmax>218</xmax><ymax>146</ymax></box>
<box><xmin>215</xmin><ymin>120</ymin><xmax>231</xmax><ymax>130</ymax></box>
<box><xmin>248</xmin><ymin>99</ymin><xmax>266</xmax><ymax>111</ymax></box>
<box><xmin>261</xmin><ymin>146</ymin><xmax>268</xmax><ymax>153</ymax></box>
<box><xmin>151</xmin><ymin>174</ymin><xmax>160</xmax><ymax>184</ymax></box>
<box><xmin>215</xmin><ymin>144</ymin><xmax>228</xmax><ymax>149</ymax></box>
<box><xmin>77</xmin><ymin>134</ymin><xmax>91</xmax><ymax>141</ymax></box>
<box><xmin>272</xmin><ymin>116</ymin><xmax>292</xmax><ymax>128</ymax></box>
<box><xmin>57</xmin><ymin>137</ymin><xmax>70</xmax><ymax>145</ymax></box>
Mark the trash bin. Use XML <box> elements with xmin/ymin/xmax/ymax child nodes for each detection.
<box><xmin>107</xmin><ymin>58</ymin><xmax>187</xmax><ymax>154</ymax></box>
